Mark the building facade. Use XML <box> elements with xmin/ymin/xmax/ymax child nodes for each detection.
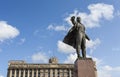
<box><xmin>7</xmin><ymin>57</ymin><xmax>74</xmax><ymax>77</ymax></box>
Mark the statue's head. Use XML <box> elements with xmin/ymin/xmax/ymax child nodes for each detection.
<box><xmin>70</xmin><ymin>16</ymin><xmax>75</xmax><ymax>21</ymax></box>
<box><xmin>77</xmin><ymin>17</ymin><xmax>81</xmax><ymax>23</ymax></box>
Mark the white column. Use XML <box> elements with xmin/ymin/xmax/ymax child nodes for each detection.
<box><xmin>27</xmin><ymin>70</ymin><xmax>29</xmax><ymax>77</ymax></box>
<box><xmin>23</xmin><ymin>70</ymin><xmax>25</xmax><ymax>77</ymax></box>
<box><xmin>60</xmin><ymin>69</ymin><xmax>63</xmax><ymax>77</ymax></box>
<box><xmin>32</xmin><ymin>69</ymin><xmax>34</xmax><ymax>77</ymax></box>
<box><xmin>36</xmin><ymin>69</ymin><xmax>38</xmax><ymax>77</ymax></box>
<box><xmin>40</xmin><ymin>69</ymin><xmax>44</xmax><ymax>77</ymax></box>
<box><xmin>45</xmin><ymin>69</ymin><xmax>48</xmax><ymax>77</ymax></box>
<box><xmin>19</xmin><ymin>70</ymin><xmax>21</xmax><ymax>77</ymax></box>
<box><xmin>14</xmin><ymin>70</ymin><xmax>16</xmax><ymax>77</ymax></box>
<box><xmin>50</xmin><ymin>69</ymin><xmax>53</xmax><ymax>77</ymax></box>
<box><xmin>69</xmin><ymin>69</ymin><xmax>71</xmax><ymax>77</ymax></box>
<box><xmin>55</xmin><ymin>69</ymin><xmax>57</xmax><ymax>77</ymax></box>
<box><xmin>9</xmin><ymin>69</ymin><xmax>12</xmax><ymax>77</ymax></box>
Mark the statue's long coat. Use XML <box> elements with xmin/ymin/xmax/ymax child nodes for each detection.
<box><xmin>63</xmin><ymin>25</ymin><xmax>90</xmax><ymax>49</ymax></box>
<box><xmin>63</xmin><ymin>26</ymin><xmax>77</xmax><ymax>49</ymax></box>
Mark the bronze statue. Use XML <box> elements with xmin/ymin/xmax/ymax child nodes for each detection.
<box><xmin>63</xmin><ymin>16</ymin><xmax>90</xmax><ymax>58</ymax></box>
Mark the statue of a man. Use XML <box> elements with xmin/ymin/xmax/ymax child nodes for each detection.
<box><xmin>63</xmin><ymin>16</ymin><xmax>90</xmax><ymax>58</ymax></box>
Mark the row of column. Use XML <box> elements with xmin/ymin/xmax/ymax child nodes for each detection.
<box><xmin>8</xmin><ymin>69</ymin><xmax>73</xmax><ymax>77</ymax></box>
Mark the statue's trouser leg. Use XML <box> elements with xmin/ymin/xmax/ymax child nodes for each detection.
<box><xmin>76</xmin><ymin>34</ymin><xmax>82</xmax><ymax>58</ymax></box>
<box><xmin>76</xmin><ymin>45</ymin><xmax>81</xmax><ymax>58</ymax></box>
<box><xmin>77</xmin><ymin>49</ymin><xmax>81</xmax><ymax>58</ymax></box>
<box><xmin>81</xmin><ymin>38</ymin><xmax>86</xmax><ymax>58</ymax></box>
<box><xmin>82</xmin><ymin>48</ymin><xmax>86</xmax><ymax>58</ymax></box>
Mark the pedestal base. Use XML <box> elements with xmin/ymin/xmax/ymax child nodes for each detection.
<box><xmin>74</xmin><ymin>58</ymin><xmax>97</xmax><ymax>77</ymax></box>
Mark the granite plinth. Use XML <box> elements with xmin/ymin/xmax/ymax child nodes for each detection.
<box><xmin>74</xmin><ymin>58</ymin><xmax>97</xmax><ymax>77</ymax></box>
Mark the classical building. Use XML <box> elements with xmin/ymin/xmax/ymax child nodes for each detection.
<box><xmin>7</xmin><ymin>57</ymin><xmax>74</xmax><ymax>77</ymax></box>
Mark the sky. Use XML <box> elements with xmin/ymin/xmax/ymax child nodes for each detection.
<box><xmin>0</xmin><ymin>0</ymin><xmax>120</xmax><ymax>77</ymax></box>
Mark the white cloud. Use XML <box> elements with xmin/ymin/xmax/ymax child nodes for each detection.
<box><xmin>112</xmin><ymin>47</ymin><xmax>120</xmax><ymax>52</ymax></box>
<box><xmin>64</xmin><ymin>53</ymin><xmax>102</xmax><ymax>64</ymax></box>
<box><xmin>116</xmin><ymin>10</ymin><xmax>120</xmax><ymax>16</ymax></box>
<box><xmin>92</xmin><ymin>57</ymin><xmax>102</xmax><ymax>66</ymax></box>
<box><xmin>98</xmin><ymin>65</ymin><xmax>120</xmax><ymax>77</ymax></box>
<box><xmin>64</xmin><ymin>53</ymin><xmax>77</xmax><ymax>63</ymax></box>
<box><xmin>33</xmin><ymin>30</ymin><xmax>39</xmax><ymax>35</ymax></box>
<box><xmin>0</xmin><ymin>21</ymin><xmax>20</xmax><ymax>42</ymax></box>
<box><xmin>103</xmin><ymin>65</ymin><xmax>113</xmax><ymax>71</ymax></box>
<box><xmin>32</xmin><ymin>52</ymin><xmax>48</xmax><ymax>63</ymax></box>
<box><xmin>88</xmin><ymin>3</ymin><xmax>114</xmax><ymax>20</ymax></box>
<box><xmin>0</xmin><ymin>76</ymin><xmax>3</xmax><ymax>77</ymax></box>
<box><xmin>47</xmin><ymin>24</ymin><xmax>68</xmax><ymax>31</ymax></box>
<box><xmin>64</xmin><ymin>10</ymin><xmax>78</xmax><ymax>26</ymax></box>
<box><xmin>57</xmin><ymin>40</ymin><xmax>75</xmax><ymax>54</ymax></box>
<box><xmin>18</xmin><ymin>38</ymin><xmax>26</xmax><ymax>45</ymax></box>
<box><xmin>65</xmin><ymin>3</ymin><xmax>114</xmax><ymax>28</ymax></box>
<box><xmin>57</xmin><ymin>38</ymin><xmax>100</xmax><ymax>54</ymax></box>
<box><xmin>86</xmin><ymin>38</ymin><xmax>101</xmax><ymax>54</ymax></box>
<box><xmin>0</xmin><ymin>49</ymin><xmax>2</xmax><ymax>52</ymax></box>
<box><xmin>0</xmin><ymin>74</ymin><xmax>4</xmax><ymax>77</ymax></box>
<box><xmin>47</xmin><ymin>3</ymin><xmax>114</xmax><ymax>32</ymax></box>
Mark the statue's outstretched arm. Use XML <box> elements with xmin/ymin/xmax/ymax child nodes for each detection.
<box><xmin>85</xmin><ymin>34</ymin><xmax>90</xmax><ymax>40</ymax></box>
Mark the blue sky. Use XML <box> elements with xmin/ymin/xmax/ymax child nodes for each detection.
<box><xmin>0</xmin><ymin>0</ymin><xmax>120</xmax><ymax>77</ymax></box>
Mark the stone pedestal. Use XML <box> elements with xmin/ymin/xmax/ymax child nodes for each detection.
<box><xmin>74</xmin><ymin>58</ymin><xmax>97</xmax><ymax>77</ymax></box>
